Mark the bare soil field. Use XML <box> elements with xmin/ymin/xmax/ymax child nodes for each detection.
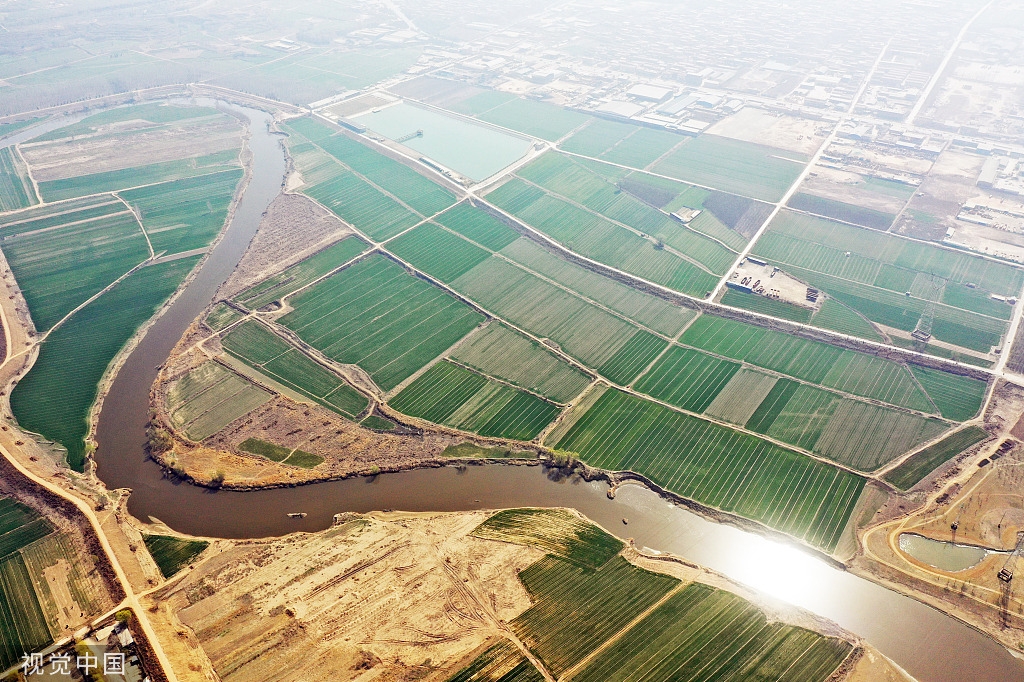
<box><xmin>896</xmin><ymin>150</ymin><xmax>986</xmax><ymax>240</ymax></box>
<box><xmin>707</xmin><ymin>107</ymin><xmax>828</xmax><ymax>156</ymax></box>
<box><xmin>217</xmin><ymin>193</ymin><xmax>355</xmax><ymax>300</ymax></box>
<box><xmin>799</xmin><ymin>166</ymin><xmax>909</xmax><ymax>215</ymax></box>
<box><xmin>20</xmin><ymin>119</ymin><xmax>243</xmax><ymax>181</ymax></box>
<box><xmin>827</xmin><ymin>140</ymin><xmax>935</xmax><ymax>176</ymax></box>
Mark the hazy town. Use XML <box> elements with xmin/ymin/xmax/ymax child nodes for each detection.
<box><xmin>0</xmin><ymin>1</ymin><xmax>1023</xmax><ymax>681</ymax></box>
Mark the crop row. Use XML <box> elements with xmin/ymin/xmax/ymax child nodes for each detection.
<box><xmin>220</xmin><ymin>321</ymin><xmax>368</xmax><ymax>418</ymax></box>
<box><xmin>883</xmin><ymin>425</ymin><xmax>990</xmax><ymax>490</ymax></box>
<box><xmin>0</xmin><ymin>147</ymin><xmax>36</xmax><ymax>211</ymax></box>
<box><xmin>470</xmin><ymin>508</ymin><xmax>623</xmax><ymax>569</ymax></box>
<box><xmin>0</xmin><ymin>554</ymin><xmax>52</xmax><ymax>670</ymax></box>
<box><xmin>444</xmin><ymin>640</ymin><xmax>544</xmax><ymax>682</ymax></box>
<box><xmin>550</xmin><ymin>389</ymin><xmax>865</xmax><ymax>551</ymax></box>
<box><xmin>389</xmin><ymin>360</ymin><xmax>559</xmax><ymax>440</ymax></box>
<box><xmin>143</xmin><ymin>534</ymin><xmax>210</xmax><ymax>579</ymax></box>
<box><xmin>279</xmin><ymin>254</ymin><xmax>484</xmax><ymax>392</ymax></box>
<box><xmin>450</xmin><ymin>323</ymin><xmax>591</xmax><ymax>403</ymax></box>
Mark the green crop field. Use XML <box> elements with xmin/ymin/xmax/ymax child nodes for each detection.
<box><xmin>239</xmin><ymin>437</ymin><xmax>292</xmax><ymax>462</ymax></box>
<box><xmin>513</xmin><ymin>555</ymin><xmax>679</xmax><ymax>677</ymax></box>
<box><xmin>448</xmin><ymin>90</ymin><xmax>518</xmax><ymax>115</ymax></box>
<box><xmin>143</xmin><ymin>534</ymin><xmax>210</xmax><ymax>579</ymax></box>
<box><xmin>471</xmin><ymin>508</ymin><xmax>623</xmax><ymax>568</ymax></box>
<box><xmin>0</xmin><ymin>147</ymin><xmax>36</xmax><ymax>211</ymax></box>
<box><xmin>204</xmin><ymin>302</ymin><xmax>244</xmax><ymax>332</ymax></box>
<box><xmin>444</xmin><ymin>640</ymin><xmax>544</xmax><ymax>682</ymax></box>
<box><xmin>279</xmin><ymin>254</ymin><xmax>484</xmax><ymax>391</ymax></box>
<box><xmin>500</xmin><ymin>239</ymin><xmax>697</xmax><ymax>337</ymax></box>
<box><xmin>37</xmin><ymin>152</ymin><xmax>240</xmax><ymax>202</ymax></box>
<box><xmin>633</xmin><ymin>346</ymin><xmax>741</xmax><ymax>412</ymax></box>
<box><xmin>486</xmin><ymin>177</ymin><xmax>721</xmax><ymax>297</ymax></box>
<box><xmin>809</xmin><ymin>299</ymin><xmax>885</xmax><ymax>341</ymax></box>
<box><xmin>883</xmin><ymin>426</ymin><xmax>990</xmax><ymax>490</ymax></box>
<box><xmin>166</xmin><ymin>361</ymin><xmax>273</xmax><ymax>441</ymax></box>
<box><xmin>572</xmin><ymin>582</ymin><xmax>852</xmax><ymax>682</ymax></box>
<box><xmin>387</xmin><ymin>222</ymin><xmax>492</xmax><ymax>283</ymax></box>
<box><xmin>11</xmin><ymin>256</ymin><xmax>199</xmax><ymax>471</ymax></box>
<box><xmin>451</xmin><ymin>256</ymin><xmax>662</xmax><ymax>383</ymax></box>
<box><xmin>28</xmin><ymin>103</ymin><xmax>223</xmax><ymax>143</ymax></box>
<box><xmin>389</xmin><ymin>361</ymin><xmax>559</xmax><ymax>440</ymax></box>
<box><xmin>720</xmin><ymin>288</ymin><xmax>813</xmax><ymax>323</ymax></box>
<box><xmin>119</xmin><ymin>168</ymin><xmax>244</xmax><ymax>255</ymax></box>
<box><xmin>475</xmin><ymin>98</ymin><xmax>589</xmax><ymax>141</ymax></box>
<box><xmin>436</xmin><ymin>202</ymin><xmax>521</xmax><ymax>251</ymax></box>
<box><xmin>288</xmin><ymin>141</ymin><xmax>421</xmax><ymax>241</ymax></box>
<box><xmin>599</xmin><ymin>127</ymin><xmax>685</xmax><ymax>169</ymax></box>
<box><xmin>221</xmin><ymin>321</ymin><xmax>368</xmax><ymax>418</ymax></box>
<box><xmin>560</xmin><ymin>118</ymin><xmax>640</xmax><ymax>157</ymax></box>
<box><xmin>234</xmin><ymin>235</ymin><xmax>368</xmax><ymax>310</ymax></box>
<box><xmin>909</xmin><ymin>366</ymin><xmax>988</xmax><ymax>421</ymax></box>
<box><xmin>789</xmin><ymin>193</ymin><xmax>895</xmax><ymax>231</ymax></box>
<box><xmin>651</xmin><ymin>135</ymin><xmax>805</xmax><ymax>202</ymax></box>
<box><xmin>703</xmin><ymin>369</ymin><xmax>780</xmax><ymax>426</ymax></box>
<box><xmin>513</xmin><ymin>153</ymin><xmax>737</xmax><ymax>274</ymax></box>
<box><xmin>0</xmin><ymin>196</ymin><xmax>149</xmax><ymax>331</ymax></box>
<box><xmin>0</xmin><ymin>497</ymin><xmax>55</xmax><ymax>671</ymax></box>
<box><xmin>679</xmin><ymin>315</ymin><xmax>941</xmax><ymax>412</ymax></box>
<box><xmin>451</xmin><ymin>323</ymin><xmax>591</xmax><ymax>403</ymax></box>
<box><xmin>550</xmin><ymin>389</ymin><xmax>865</xmax><ymax>551</ymax></box>
<box><xmin>752</xmin><ymin>211</ymin><xmax>1023</xmax><ymax>353</ymax></box>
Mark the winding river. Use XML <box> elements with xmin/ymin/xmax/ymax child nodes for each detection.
<box><xmin>11</xmin><ymin>101</ymin><xmax>1023</xmax><ymax>682</ymax></box>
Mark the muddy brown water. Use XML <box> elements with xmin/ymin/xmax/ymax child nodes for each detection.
<box><xmin>7</xmin><ymin>103</ymin><xmax>1023</xmax><ymax>682</ymax></box>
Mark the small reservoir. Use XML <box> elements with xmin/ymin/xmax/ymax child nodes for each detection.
<box><xmin>353</xmin><ymin>101</ymin><xmax>532</xmax><ymax>182</ymax></box>
<box><xmin>899</xmin><ymin>533</ymin><xmax>992</xmax><ymax>572</ymax></box>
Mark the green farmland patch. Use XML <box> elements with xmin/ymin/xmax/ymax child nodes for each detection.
<box><xmin>142</xmin><ymin>534</ymin><xmax>210</xmax><ymax>579</ymax></box>
<box><xmin>909</xmin><ymin>366</ymin><xmax>987</xmax><ymax>421</ymax></box>
<box><xmin>551</xmin><ymin>389</ymin><xmax>865</xmax><ymax>551</ymax></box>
<box><xmin>361</xmin><ymin>415</ymin><xmax>396</xmax><ymax>431</ymax></box>
<box><xmin>572</xmin><ymin>582</ymin><xmax>852</xmax><ymax>682</ymax></box>
<box><xmin>633</xmin><ymin>346</ymin><xmax>741</xmax><ymax>413</ymax></box>
<box><xmin>810</xmin><ymin>299</ymin><xmax>885</xmax><ymax>341</ymax></box>
<box><xmin>883</xmin><ymin>426</ymin><xmax>990</xmax><ymax>490</ymax></box>
<box><xmin>11</xmin><ymin>257</ymin><xmax>199</xmax><ymax>471</ymax></box>
<box><xmin>221</xmin><ymin>321</ymin><xmax>368</xmax><ymax>418</ymax></box>
<box><xmin>597</xmin><ymin>330</ymin><xmax>669</xmax><ymax>386</ymax></box>
<box><xmin>204</xmin><ymin>302</ymin><xmax>244</xmax><ymax>332</ymax></box>
<box><xmin>0</xmin><ymin>147</ymin><xmax>36</xmax><ymax>211</ymax></box>
<box><xmin>387</xmin><ymin>222</ymin><xmax>492</xmax><ymax>283</ymax></box>
<box><xmin>0</xmin><ymin>197</ymin><xmax>149</xmax><ymax>331</ymax></box>
<box><xmin>166</xmin><ymin>361</ymin><xmax>272</xmax><ymax>441</ymax></box>
<box><xmin>119</xmin><ymin>168</ymin><xmax>244</xmax><ymax>255</ymax></box>
<box><xmin>721</xmin><ymin>288</ymin><xmax>813</xmax><ymax>323</ymax></box>
<box><xmin>282</xmin><ymin>450</ymin><xmax>323</xmax><ymax>468</ymax></box>
<box><xmin>450</xmin><ymin>323</ymin><xmax>591</xmax><ymax>403</ymax></box>
<box><xmin>29</xmin><ymin>103</ymin><xmax>222</xmax><ymax>143</ymax></box>
<box><xmin>560</xmin><ymin>118</ymin><xmax>638</xmax><ymax>157</ymax></box>
<box><xmin>279</xmin><ymin>254</ymin><xmax>484</xmax><ymax>391</ymax></box>
<box><xmin>436</xmin><ymin>202</ymin><xmax>520</xmax><ymax>251</ymax></box>
<box><xmin>238</xmin><ymin>437</ymin><xmax>291</xmax><ymax>462</ymax></box>
<box><xmin>0</xmin><ymin>498</ymin><xmax>54</xmax><ymax>562</ymax></box>
<box><xmin>512</xmin><ymin>555</ymin><xmax>679</xmax><ymax>677</ymax></box>
<box><xmin>652</xmin><ymin>135</ymin><xmax>804</xmax><ymax>202</ymax></box>
<box><xmin>789</xmin><ymin>193</ymin><xmax>895</xmax><ymax>231</ymax></box>
<box><xmin>471</xmin><ymin>508</ymin><xmax>623</xmax><ymax>568</ymax></box>
<box><xmin>233</xmin><ymin>235</ymin><xmax>368</xmax><ymax>310</ymax></box>
<box><xmin>444</xmin><ymin>640</ymin><xmax>544</xmax><ymax>682</ymax></box>
<box><xmin>475</xmin><ymin>98</ymin><xmax>589</xmax><ymax>141</ymax></box>
<box><xmin>389</xmin><ymin>361</ymin><xmax>559</xmax><ymax>440</ymax></box>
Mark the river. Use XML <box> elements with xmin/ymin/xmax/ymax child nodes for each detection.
<box><xmin>8</xmin><ymin>101</ymin><xmax>1022</xmax><ymax>682</ymax></box>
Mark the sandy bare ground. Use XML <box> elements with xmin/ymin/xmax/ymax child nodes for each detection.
<box><xmin>149</xmin><ymin>510</ymin><xmax>900</xmax><ymax>682</ymax></box>
<box><xmin>20</xmin><ymin>118</ymin><xmax>243</xmax><ymax>181</ymax></box>
<box><xmin>707</xmin><ymin>107</ymin><xmax>828</xmax><ymax>156</ymax></box>
<box><xmin>799</xmin><ymin>166</ymin><xmax>909</xmax><ymax>215</ymax></box>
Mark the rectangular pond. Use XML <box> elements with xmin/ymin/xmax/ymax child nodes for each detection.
<box><xmin>353</xmin><ymin>101</ymin><xmax>533</xmax><ymax>182</ymax></box>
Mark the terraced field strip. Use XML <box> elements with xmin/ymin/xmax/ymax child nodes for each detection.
<box><xmin>0</xmin><ymin>146</ymin><xmax>37</xmax><ymax>211</ymax></box>
<box><xmin>752</xmin><ymin>210</ymin><xmax>1023</xmax><ymax>352</ymax></box>
<box><xmin>233</xmin><ymin>234</ymin><xmax>369</xmax><ymax>310</ymax></box>
<box><xmin>550</xmin><ymin>389</ymin><xmax>865</xmax><ymax>551</ymax></box>
<box><xmin>883</xmin><ymin>425</ymin><xmax>990</xmax><ymax>491</ymax></box>
<box><xmin>450</xmin><ymin>323</ymin><xmax>592</xmax><ymax>403</ymax></box>
<box><xmin>389</xmin><ymin>361</ymin><xmax>559</xmax><ymax>440</ymax></box>
<box><xmin>486</xmin><ymin>177</ymin><xmax>720</xmax><ymax>297</ymax></box>
<box><xmin>118</xmin><ymin>168</ymin><xmax>244</xmax><ymax>255</ymax></box>
<box><xmin>0</xmin><ymin>497</ymin><xmax>56</xmax><ymax>670</ymax></box>
<box><xmin>444</xmin><ymin>640</ymin><xmax>545</xmax><ymax>682</ymax></box>
<box><xmin>278</xmin><ymin>253</ymin><xmax>484</xmax><ymax>392</ymax></box>
<box><xmin>166</xmin><ymin>360</ymin><xmax>273</xmax><ymax>441</ymax></box>
<box><xmin>450</xmin><ymin>256</ymin><xmax>664</xmax><ymax>385</ymax></box>
<box><xmin>513</xmin><ymin>153</ymin><xmax>737</xmax><ymax>275</ymax></box>
<box><xmin>678</xmin><ymin>314</ymin><xmax>959</xmax><ymax>414</ymax></box>
<box><xmin>220</xmin><ymin>320</ymin><xmax>368</xmax><ymax>418</ymax></box>
<box><xmin>142</xmin><ymin>534</ymin><xmax>210</xmax><ymax>579</ymax></box>
<box><xmin>650</xmin><ymin>135</ymin><xmax>806</xmax><ymax>202</ymax></box>
<box><xmin>0</xmin><ymin>195</ymin><xmax>150</xmax><ymax>330</ymax></box>
<box><xmin>471</xmin><ymin>508</ymin><xmax>624</xmax><ymax>569</ymax></box>
<box><xmin>570</xmin><ymin>582</ymin><xmax>852</xmax><ymax>682</ymax></box>
<box><xmin>512</xmin><ymin>555</ymin><xmax>680</xmax><ymax>678</ymax></box>
<box><xmin>287</xmin><ymin>140</ymin><xmax>422</xmax><ymax>241</ymax></box>
<box><xmin>11</xmin><ymin>256</ymin><xmax>200</xmax><ymax>471</ymax></box>
<box><xmin>633</xmin><ymin>345</ymin><xmax>741</xmax><ymax>413</ymax></box>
